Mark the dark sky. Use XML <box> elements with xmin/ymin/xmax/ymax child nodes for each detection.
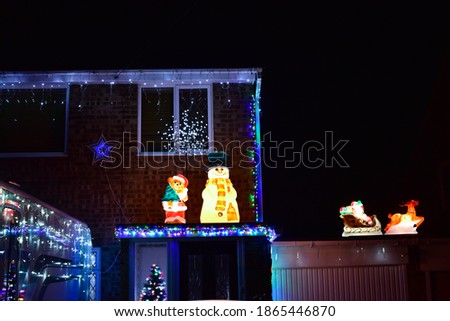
<box><xmin>1</xmin><ymin>1</ymin><xmax>449</xmax><ymax>239</ymax></box>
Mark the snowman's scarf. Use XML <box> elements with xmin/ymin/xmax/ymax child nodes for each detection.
<box><xmin>208</xmin><ymin>178</ymin><xmax>232</xmax><ymax>211</ymax></box>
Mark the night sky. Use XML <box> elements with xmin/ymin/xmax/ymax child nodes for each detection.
<box><xmin>1</xmin><ymin>1</ymin><xmax>449</xmax><ymax>240</ymax></box>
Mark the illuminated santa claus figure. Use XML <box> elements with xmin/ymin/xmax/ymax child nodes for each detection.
<box><xmin>339</xmin><ymin>200</ymin><xmax>382</xmax><ymax>237</ymax></box>
<box><xmin>162</xmin><ymin>174</ymin><xmax>189</xmax><ymax>224</ymax></box>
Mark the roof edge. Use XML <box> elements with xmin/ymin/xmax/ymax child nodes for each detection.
<box><xmin>0</xmin><ymin>68</ymin><xmax>262</xmax><ymax>85</ymax></box>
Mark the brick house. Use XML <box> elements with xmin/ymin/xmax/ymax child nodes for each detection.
<box><xmin>0</xmin><ymin>69</ymin><xmax>274</xmax><ymax>300</ymax></box>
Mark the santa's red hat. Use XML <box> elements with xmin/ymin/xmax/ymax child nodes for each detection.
<box><xmin>172</xmin><ymin>174</ymin><xmax>188</xmax><ymax>187</ymax></box>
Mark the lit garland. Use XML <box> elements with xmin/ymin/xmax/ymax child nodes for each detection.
<box><xmin>248</xmin><ymin>76</ymin><xmax>263</xmax><ymax>222</ymax></box>
<box><xmin>115</xmin><ymin>224</ymin><xmax>278</xmax><ymax>242</ymax></box>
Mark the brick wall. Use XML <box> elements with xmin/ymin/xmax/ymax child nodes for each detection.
<box><xmin>0</xmin><ymin>82</ymin><xmax>259</xmax><ymax>248</ymax></box>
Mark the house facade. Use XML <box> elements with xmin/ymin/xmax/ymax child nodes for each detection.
<box><xmin>0</xmin><ymin>69</ymin><xmax>273</xmax><ymax>300</ymax></box>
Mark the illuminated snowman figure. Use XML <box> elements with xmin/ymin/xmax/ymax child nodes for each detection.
<box><xmin>200</xmin><ymin>162</ymin><xmax>240</xmax><ymax>223</ymax></box>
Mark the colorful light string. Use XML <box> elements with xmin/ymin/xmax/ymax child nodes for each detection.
<box><xmin>115</xmin><ymin>224</ymin><xmax>278</xmax><ymax>243</ymax></box>
<box><xmin>247</xmin><ymin>76</ymin><xmax>263</xmax><ymax>222</ymax></box>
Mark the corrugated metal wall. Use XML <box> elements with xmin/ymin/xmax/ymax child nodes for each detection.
<box><xmin>272</xmin><ymin>265</ymin><xmax>408</xmax><ymax>300</ymax></box>
<box><xmin>272</xmin><ymin>240</ymin><xmax>409</xmax><ymax>300</ymax></box>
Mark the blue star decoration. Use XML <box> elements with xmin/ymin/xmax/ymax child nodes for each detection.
<box><xmin>88</xmin><ymin>134</ymin><xmax>114</xmax><ymax>164</ymax></box>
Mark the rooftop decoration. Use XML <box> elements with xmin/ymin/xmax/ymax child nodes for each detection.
<box><xmin>384</xmin><ymin>200</ymin><xmax>424</xmax><ymax>235</ymax></box>
<box><xmin>339</xmin><ymin>200</ymin><xmax>382</xmax><ymax>237</ymax></box>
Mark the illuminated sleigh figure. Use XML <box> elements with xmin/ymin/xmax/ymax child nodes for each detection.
<box><xmin>384</xmin><ymin>200</ymin><xmax>424</xmax><ymax>235</ymax></box>
<box><xmin>339</xmin><ymin>200</ymin><xmax>382</xmax><ymax>237</ymax></box>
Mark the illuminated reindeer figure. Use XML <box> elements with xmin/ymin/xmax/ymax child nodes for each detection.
<box><xmin>384</xmin><ymin>200</ymin><xmax>424</xmax><ymax>234</ymax></box>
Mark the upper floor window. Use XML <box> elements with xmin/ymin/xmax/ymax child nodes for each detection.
<box><xmin>0</xmin><ymin>87</ymin><xmax>68</xmax><ymax>157</ymax></box>
<box><xmin>139</xmin><ymin>85</ymin><xmax>213</xmax><ymax>155</ymax></box>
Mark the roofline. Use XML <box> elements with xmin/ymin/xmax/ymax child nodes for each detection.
<box><xmin>0</xmin><ymin>68</ymin><xmax>262</xmax><ymax>86</ymax></box>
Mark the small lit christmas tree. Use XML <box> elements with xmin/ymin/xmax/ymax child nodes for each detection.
<box><xmin>139</xmin><ymin>264</ymin><xmax>167</xmax><ymax>301</ymax></box>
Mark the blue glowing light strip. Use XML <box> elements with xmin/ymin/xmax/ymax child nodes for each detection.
<box><xmin>254</xmin><ymin>77</ymin><xmax>263</xmax><ymax>222</ymax></box>
<box><xmin>4</xmin><ymin>225</ymin><xmax>70</xmax><ymax>246</ymax></box>
<box><xmin>115</xmin><ymin>224</ymin><xmax>278</xmax><ymax>242</ymax></box>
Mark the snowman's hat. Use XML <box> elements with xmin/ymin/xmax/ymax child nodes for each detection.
<box><xmin>205</xmin><ymin>151</ymin><xmax>229</xmax><ymax>170</ymax></box>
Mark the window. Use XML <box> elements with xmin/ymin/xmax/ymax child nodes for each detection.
<box><xmin>0</xmin><ymin>87</ymin><xmax>68</xmax><ymax>156</ymax></box>
<box><xmin>139</xmin><ymin>85</ymin><xmax>213</xmax><ymax>154</ymax></box>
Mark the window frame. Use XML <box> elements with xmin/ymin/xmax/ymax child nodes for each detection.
<box><xmin>138</xmin><ymin>84</ymin><xmax>214</xmax><ymax>156</ymax></box>
<box><xmin>0</xmin><ymin>84</ymin><xmax>69</xmax><ymax>158</ymax></box>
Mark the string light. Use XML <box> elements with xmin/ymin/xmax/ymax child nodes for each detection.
<box><xmin>139</xmin><ymin>264</ymin><xmax>167</xmax><ymax>301</ymax></box>
<box><xmin>247</xmin><ymin>77</ymin><xmax>263</xmax><ymax>222</ymax></box>
<box><xmin>115</xmin><ymin>224</ymin><xmax>278</xmax><ymax>243</ymax></box>
<box><xmin>253</xmin><ymin>78</ymin><xmax>263</xmax><ymax>222</ymax></box>
<box><xmin>0</xmin><ymin>185</ymin><xmax>92</xmax><ymax>301</ymax></box>
<box><xmin>220</xmin><ymin>82</ymin><xmax>231</xmax><ymax>107</ymax></box>
<box><xmin>0</xmin><ymin>70</ymin><xmax>259</xmax><ymax>89</ymax></box>
<box><xmin>161</xmin><ymin>88</ymin><xmax>209</xmax><ymax>154</ymax></box>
